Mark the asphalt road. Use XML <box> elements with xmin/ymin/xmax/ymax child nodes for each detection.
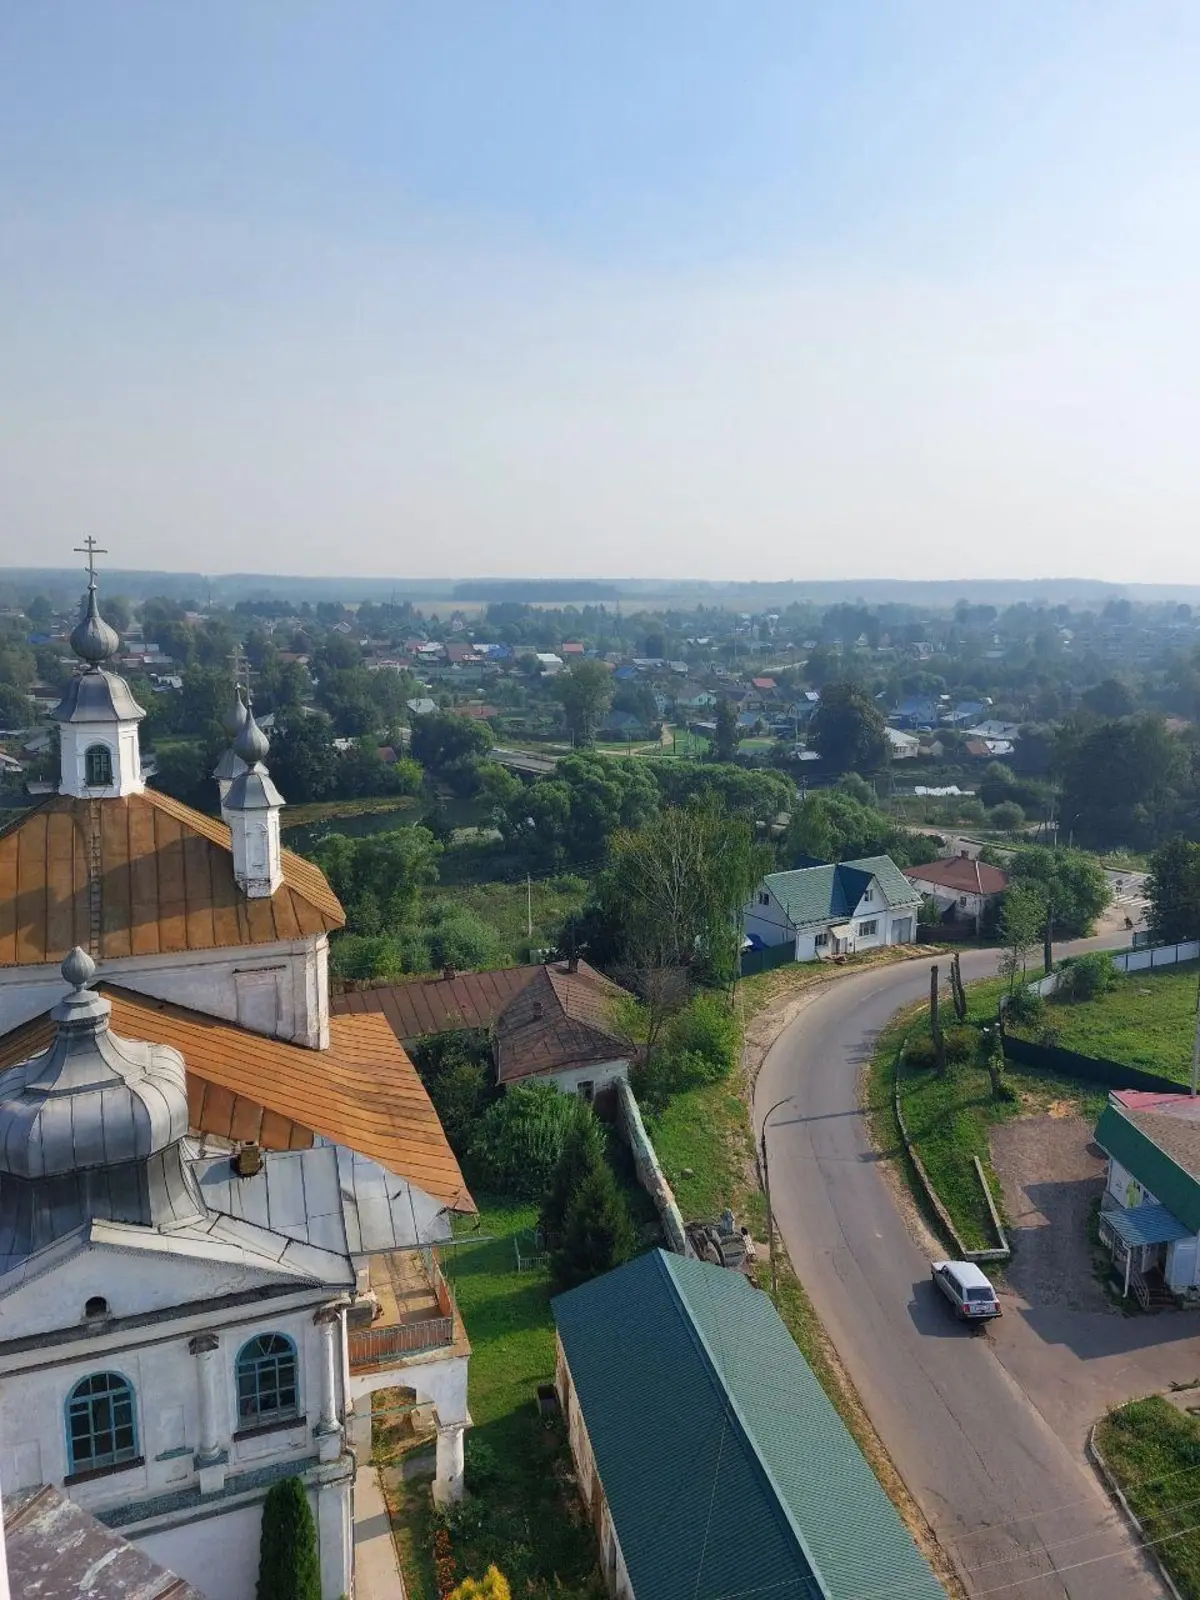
<box><xmin>756</xmin><ymin>938</ymin><xmax>1168</xmax><ymax>1599</ymax></box>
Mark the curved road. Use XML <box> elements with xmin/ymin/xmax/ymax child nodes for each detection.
<box><xmin>757</xmin><ymin>940</ymin><xmax>1173</xmax><ymax>1599</ymax></box>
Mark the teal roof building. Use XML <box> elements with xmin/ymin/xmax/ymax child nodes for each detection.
<box><xmin>552</xmin><ymin>1250</ymin><xmax>946</xmax><ymax>1600</ymax></box>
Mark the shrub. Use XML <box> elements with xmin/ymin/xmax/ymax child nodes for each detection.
<box><xmin>1004</xmin><ymin>987</ymin><xmax>1046</xmax><ymax>1028</ymax></box>
<box><xmin>943</xmin><ymin>1026</ymin><xmax>978</xmax><ymax>1064</ymax></box>
<box><xmin>660</xmin><ymin>991</ymin><xmax>741</xmax><ymax>1086</ymax></box>
<box><xmin>419</xmin><ymin>901</ymin><xmax>506</xmax><ymax>971</ymax></box>
<box><xmin>1056</xmin><ymin>951</ymin><xmax>1117</xmax><ymax>1002</ymax></box>
<box><xmin>553</xmin><ymin>1160</ymin><xmax>637</xmax><ymax>1288</ymax></box>
<box><xmin>448</xmin><ymin>1567</ymin><xmax>511</xmax><ymax>1600</ymax></box>
<box><xmin>904</xmin><ymin>1035</ymin><xmax>937</xmax><ymax>1070</ymax></box>
<box><xmin>466</xmin><ymin>1083</ymin><xmax>586</xmax><ymax>1199</ymax></box>
<box><xmin>257</xmin><ymin>1476</ymin><xmax>320</xmax><ymax>1600</ymax></box>
<box><xmin>411</xmin><ymin>1030</ymin><xmax>496</xmax><ymax>1155</ymax></box>
<box><xmin>988</xmin><ymin>801</ymin><xmax>1026</xmax><ymax>831</ymax></box>
<box><xmin>462</xmin><ymin>1437</ymin><xmax>501</xmax><ymax>1495</ymax></box>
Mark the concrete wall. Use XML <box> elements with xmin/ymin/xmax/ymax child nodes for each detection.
<box><xmin>536</xmin><ymin>1059</ymin><xmax>629</xmax><ymax>1098</ymax></box>
<box><xmin>616</xmin><ymin>1079</ymin><xmax>689</xmax><ymax>1256</ymax></box>
<box><xmin>0</xmin><ymin>935</ymin><xmax>329</xmax><ymax>1048</ymax></box>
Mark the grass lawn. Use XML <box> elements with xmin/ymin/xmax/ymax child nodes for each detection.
<box><xmin>281</xmin><ymin>794</ymin><xmax>424</xmax><ymax>831</ymax></box>
<box><xmin>645</xmin><ymin>1078</ymin><xmax>765</xmax><ymax>1237</ymax></box>
<box><xmin>382</xmin><ymin>1200</ymin><xmax>602</xmax><ymax>1600</ymax></box>
<box><xmin>1010</xmin><ymin>962</ymin><xmax>1200</xmax><ymax>1083</ymax></box>
<box><xmin>867</xmin><ymin>1000</ymin><xmax>1109</xmax><ymax>1251</ymax></box>
<box><xmin>1095</xmin><ymin>1396</ymin><xmax>1200</xmax><ymax>1599</ymax></box>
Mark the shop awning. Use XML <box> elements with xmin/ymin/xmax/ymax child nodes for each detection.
<box><xmin>1104</xmin><ymin>1202</ymin><xmax>1192</xmax><ymax>1249</ymax></box>
<box><xmin>830</xmin><ymin>923</ymin><xmax>856</xmax><ymax>941</ymax></box>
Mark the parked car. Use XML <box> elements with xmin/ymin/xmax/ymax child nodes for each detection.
<box><xmin>930</xmin><ymin>1260</ymin><xmax>1001</xmax><ymax>1322</ymax></box>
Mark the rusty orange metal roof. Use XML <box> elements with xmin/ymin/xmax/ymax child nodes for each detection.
<box><xmin>496</xmin><ymin>961</ymin><xmax>631</xmax><ymax>1085</ymax></box>
<box><xmin>333</xmin><ymin>964</ymin><xmax>541</xmax><ymax>1041</ymax></box>
<box><xmin>0</xmin><ymin>987</ymin><xmax>473</xmax><ymax>1213</ymax></box>
<box><xmin>0</xmin><ymin>790</ymin><xmax>344</xmax><ymax>967</ymax></box>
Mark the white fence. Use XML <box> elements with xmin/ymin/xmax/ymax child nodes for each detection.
<box><xmin>1030</xmin><ymin>939</ymin><xmax>1200</xmax><ymax>997</ymax></box>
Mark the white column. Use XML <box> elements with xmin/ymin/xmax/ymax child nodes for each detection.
<box><xmin>317</xmin><ymin>1474</ymin><xmax>353</xmax><ymax>1600</ymax></box>
<box><xmin>433</xmin><ymin>1422</ymin><xmax>466</xmax><ymax>1505</ymax></box>
<box><xmin>314</xmin><ymin>1309</ymin><xmax>343</xmax><ymax>1462</ymax></box>
<box><xmin>189</xmin><ymin>1333</ymin><xmax>227</xmax><ymax>1493</ymax></box>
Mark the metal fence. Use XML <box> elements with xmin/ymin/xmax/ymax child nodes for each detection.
<box><xmin>347</xmin><ymin>1316</ymin><xmax>455</xmax><ymax>1368</ymax></box>
<box><xmin>739</xmin><ymin>941</ymin><xmax>796</xmax><ymax>979</ymax></box>
<box><xmin>1000</xmin><ymin>1033</ymin><xmax>1183</xmax><ymax>1096</ymax></box>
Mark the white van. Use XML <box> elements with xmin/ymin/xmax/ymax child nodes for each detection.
<box><xmin>930</xmin><ymin>1260</ymin><xmax>1001</xmax><ymax>1321</ymax></box>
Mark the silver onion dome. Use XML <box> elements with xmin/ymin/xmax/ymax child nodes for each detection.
<box><xmin>69</xmin><ymin>581</ymin><xmax>120</xmax><ymax>667</ymax></box>
<box><xmin>233</xmin><ymin>707</ymin><xmax>270</xmax><ymax>766</ymax></box>
<box><xmin>221</xmin><ymin>684</ymin><xmax>250</xmax><ymax>740</ymax></box>
<box><xmin>0</xmin><ymin>949</ymin><xmax>190</xmax><ymax>1181</ymax></box>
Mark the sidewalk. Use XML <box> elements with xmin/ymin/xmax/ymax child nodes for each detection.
<box><xmin>354</xmin><ymin>1465</ymin><xmax>406</xmax><ymax>1600</ymax></box>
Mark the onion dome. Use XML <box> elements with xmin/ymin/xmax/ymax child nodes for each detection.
<box><xmin>234</xmin><ymin>707</ymin><xmax>271</xmax><ymax>766</ymax></box>
<box><xmin>0</xmin><ymin>948</ymin><xmax>190</xmax><ymax>1181</ymax></box>
<box><xmin>221</xmin><ymin>684</ymin><xmax>250</xmax><ymax>740</ymax></box>
<box><xmin>69</xmin><ymin>581</ymin><xmax>120</xmax><ymax>667</ymax></box>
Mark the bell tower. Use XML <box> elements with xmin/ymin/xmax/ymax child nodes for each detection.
<box><xmin>51</xmin><ymin>538</ymin><xmax>146</xmax><ymax>799</ymax></box>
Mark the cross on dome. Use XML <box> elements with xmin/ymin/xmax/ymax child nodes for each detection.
<box><xmin>74</xmin><ymin>535</ymin><xmax>108</xmax><ymax>588</ymax></box>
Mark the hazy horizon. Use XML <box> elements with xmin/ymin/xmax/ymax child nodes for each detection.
<box><xmin>4</xmin><ymin>5</ymin><xmax>1200</xmax><ymax>583</ymax></box>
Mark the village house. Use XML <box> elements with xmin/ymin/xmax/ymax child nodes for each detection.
<box><xmin>1095</xmin><ymin>1091</ymin><xmax>1200</xmax><ymax>1306</ymax></box>
<box><xmin>744</xmin><ymin>856</ymin><xmax>921</xmax><ymax>960</ymax></box>
<box><xmin>904</xmin><ymin>855</ymin><xmax>1009</xmax><ymax>929</ymax></box>
<box><xmin>552</xmin><ymin>1249</ymin><xmax>946</xmax><ymax>1600</ymax></box>
<box><xmin>0</xmin><ymin>558</ymin><xmax>475</xmax><ymax>1600</ymax></box>
<box><xmin>335</xmin><ymin>959</ymin><xmax>634</xmax><ymax>1102</ymax></box>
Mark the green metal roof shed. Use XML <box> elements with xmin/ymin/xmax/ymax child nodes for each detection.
<box><xmin>552</xmin><ymin>1249</ymin><xmax>946</xmax><ymax>1600</ymax></box>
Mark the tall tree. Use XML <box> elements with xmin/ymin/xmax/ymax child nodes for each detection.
<box><xmin>1146</xmin><ymin>837</ymin><xmax>1200</xmax><ymax>945</ymax></box>
<box><xmin>256</xmin><ymin>1476</ymin><xmax>320</xmax><ymax>1600</ymax></box>
<box><xmin>712</xmin><ymin>697</ymin><xmax>740</xmax><ymax>763</ymax></box>
<box><xmin>809</xmin><ymin>680</ymin><xmax>889</xmax><ymax>774</ymax></box>
<box><xmin>555</xmin><ymin>658</ymin><xmax>613</xmax><ymax>745</ymax></box>
<box><xmin>1007</xmin><ymin>847</ymin><xmax>1110</xmax><ymax>939</ymax></box>
<box><xmin>998</xmin><ymin>884</ymin><xmax>1045</xmax><ymax>995</ymax></box>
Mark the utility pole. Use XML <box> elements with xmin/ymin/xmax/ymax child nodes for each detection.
<box><xmin>526</xmin><ymin>874</ymin><xmax>533</xmax><ymax>942</ymax></box>
<box><xmin>759</xmin><ymin>1096</ymin><xmax>792</xmax><ymax>1299</ymax></box>
<box><xmin>1191</xmin><ymin>964</ymin><xmax>1200</xmax><ymax>1098</ymax></box>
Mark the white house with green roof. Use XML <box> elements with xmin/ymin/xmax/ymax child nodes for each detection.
<box><xmin>1095</xmin><ymin>1091</ymin><xmax>1200</xmax><ymax>1302</ymax></box>
<box><xmin>744</xmin><ymin>856</ymin><xmax>922</xmax><ymax>961</ymax></box>
<box><xmin>552</xmin><ymin>1250</ymin><xmax>946</xmax><ymax>1600</ymax></box>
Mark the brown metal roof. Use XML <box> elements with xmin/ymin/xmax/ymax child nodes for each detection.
<box><xmin>4</xmin><ymin>1484</ymin><xmax>207</xmax><ymax>1600</ymax></box>
<box><xmin>333</xmin><ymin>964</ymin><xmax>541</xmax><ymax>1041</ymax></box>
<box><xmin>495</xmin><ymin>961</ymin><xmax>631</xmax><ymax>1085</ymax></box>
<box><xmin>0</xmin><ymin>987</ymin><xmax>473</xmax><ymax>1212</ymax></box>
<box><xmin>903</xmin><ymin>856</ymin><xmax>1009</xmax><ymax>896</ymax></box>
<box><xmin>0</xmin><ymin>789</ymin><xmax>344</xmax><ymax>967</ymax></box>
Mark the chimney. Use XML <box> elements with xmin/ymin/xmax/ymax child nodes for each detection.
<box><xmin>442</xmin><ymin>964</ymin><xmax>457</xmax><ymax>982</ymax></box>
<box><xmin>232</xmin><ymin>1142</ymin><xmax>263</xmax><ymax>1179</ymax></box>
<box><xmin>567</xmin><ymin>955</ymin><xmax>579</xmax><ymax>974</ymax></box>
<box><xmin>532</xmin><ymin>1000</ymin><xmax>544</xmax><ymax>1019</ymax></box>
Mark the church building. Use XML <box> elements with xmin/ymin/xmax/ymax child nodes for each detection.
<box><xmin>0</xmin><ymin>554</ymin><xmax>475</xmax><ymax>1600</ymax></box>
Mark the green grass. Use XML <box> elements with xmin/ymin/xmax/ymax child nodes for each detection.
<box><xmin>281</xmin><ymin>794</ymin><xmax>424</xmax><ymax>830</ymax></box>
<box><xmin>435</xmin><ymin>1200</ymin><xmax>603</xmax><ymax>1598</ymax></box>
<box><xmin>1012</xmin><ymin>962</ymin><xmax>1200</xmax><ymax>1083</ymax></box>
<box><xmin>867</xmin><ymin>1003</ymin><xmax>1109</xmax><ymax>1251</ymax></box>
<box><xmin>645</xmin><ymin>1079</ymin><xmax>765</xmax><ymax>1236</ymax></box>
<box><xmin>1096</xmin><ymin>1396</ymin><xmax>1200</xmax><ymax>1599</ymax></box>
<box><xmin>430</xmin><ymin>876</ymin><xmax>590</xmax><ymax>963</ymax></box>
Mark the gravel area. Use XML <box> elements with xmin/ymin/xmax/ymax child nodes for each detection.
<box><xmin>989</xmin><ymin>1113</ymin><xmax>1114</xmax><ymax>1313</ymax></box>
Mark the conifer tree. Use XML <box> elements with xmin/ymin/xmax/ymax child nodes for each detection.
<box><xmin>554</xmin><ymin>1161</ymin><xmax>637</xmax><ymax>1288</ymax></box>
<box><xmin>257</xmin><ymin>1476</ymin><xmax>321</xmax><ymax>1600</ymax></box>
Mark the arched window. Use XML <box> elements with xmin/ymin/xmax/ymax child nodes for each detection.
<box><xmin>66</xmin><ymin>1372</ymin><xmax>138</xmax><ymax>1476</ymax></box>
<box><xmin>236</xmin><ymin>1333</ymin><xmax>298</xmax><ymax>1428</ymax></box>
<box><xmin>84</xmin><ymin>744</ymin><xmax>113</xmax><ymax>787</ymax></box>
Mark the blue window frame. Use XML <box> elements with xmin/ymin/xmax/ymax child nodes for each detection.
<box><xmin>66</xmin><ymin>1372</ymin><xmax>138</xmax><ymax>1475</ymax></box>
<box><xmin>236</xmin><ymin>1333</ymin><xmax>298</xmax><ymax>1427</ymax></box>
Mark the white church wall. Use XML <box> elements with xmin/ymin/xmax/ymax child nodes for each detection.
<box><xmin>0</xmin><ymin>1292</ymin><xmax>338</xmax><ymax>1518</ymax></box>
<box><xmin>0</xmin><ymin>935</ymin><xmax>329</xmax><ymax>1048</ymax></box>
<box><xmin>138</xmin><ymin>1503</ymin><xmax>263</xmax><ymax>1600</ymax></box>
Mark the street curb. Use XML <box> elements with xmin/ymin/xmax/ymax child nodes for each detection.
<box><xmin>1087</xmin><ymin>1420</ymin><xmax>1185</xmax><ymax>1600</ymax></box>
<box><xmin>893</xmin><ymin>1045</ymin><xmax>1010</xmax><ymax>1263</ymax></box>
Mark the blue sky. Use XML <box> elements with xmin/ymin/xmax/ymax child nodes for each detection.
<box><xmin>2</xmin><ymin>4</ymin><xmax>1199</xmax><ymax>581</ymax></box>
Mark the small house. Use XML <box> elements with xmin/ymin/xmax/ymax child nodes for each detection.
<box><xmin>744</xmin><ymin>856</ymin><xmax>922</xmax><ymax>959</ymax></box>
<box><xmin>552</xmin><ymin>1250</ymin><xmax>946</xmax><ymax>1600</ymax></box>
<box><xmin>1095</xmin><ymin>1092</ymin><xmax>1200</xmax><ymax>1303</ymax></box>
<box><xmin>904</xmin><ymin>856</ymin><xmax>1009</xmax><ymax>926</ymax></box>
<box><xmin>495</xmin><ymin>960</ymin><xmax>632</xmax><ymax>1101</ymax></box>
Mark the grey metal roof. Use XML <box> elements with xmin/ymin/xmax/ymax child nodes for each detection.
<box><xmin>0</xmin><ymin>953</ymin><xmax>190</xmax><ymax>1180</ymax></box>
<box><xmin>51</xmin><ymin>666</ymin><xmax>146</xmax><ymax>725</ymax></box>
<box><xmin>211</xmin><ymin>745</ymin><xmax>246</xmax><ymax>783</ymax></box>
<box><xmin>4</xmin><ymin>1483</ymin><xmax>209</xmax><ymax>1599</ymax></box>
<box><xmin>224</xmin><ymin>764</ymin><xmax>284</xmax><ymax>811</ymax></box>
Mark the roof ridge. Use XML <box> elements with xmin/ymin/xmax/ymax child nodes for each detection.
<box><xmin>660</xmin><ymin>1255</ymin><xmax>832</xmax><ymax>1597</ymax></box>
